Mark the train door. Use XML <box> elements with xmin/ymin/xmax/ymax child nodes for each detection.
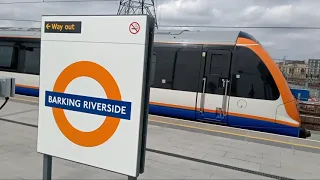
<box><xmin>197</xmin><ymin>49</ymin><xmax>232</xmax><ymax>123</ymax></box>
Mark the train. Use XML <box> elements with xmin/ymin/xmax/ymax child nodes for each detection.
<box><xmin>0</xmin><ymin>27</ymin><xmax>311</xmax><ymax>138</ymax></box>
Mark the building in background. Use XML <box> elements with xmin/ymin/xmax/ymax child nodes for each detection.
<box><xmin>277</xmin><ymin>60</ymin><xmax>307</xmax><ymax>79</ymax></box>
<box><xmin>308</xmin><ymin>59</ymin><xmax>320</xmax><ymax>77</ymax></box>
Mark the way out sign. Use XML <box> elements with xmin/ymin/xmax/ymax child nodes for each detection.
<box><xmin>37</xmin><ymin>14</ymin><xmax>155</xmax><ymax>178</ymax></box>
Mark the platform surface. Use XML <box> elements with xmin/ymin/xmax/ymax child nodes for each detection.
<box><xmin>1</xmin><ymin>97</ymin><xmax>320</xmax><ymax>179</ymax></box>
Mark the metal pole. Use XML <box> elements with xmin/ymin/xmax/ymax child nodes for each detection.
<box><xmin>142</xmin><ymin>0</ymin><xmax>144</xmax><ymax>14</ymax></box>
<box><xmin>127</xmin><ymin>0</ymin><xmax>131</xmax><ymax>14</ymax></box>
<box><xmin>43</xmin><ymin>154</ymin><xmax>52</xmax><ymax>180</ymax></box>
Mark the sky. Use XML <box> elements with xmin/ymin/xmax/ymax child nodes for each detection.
<box><xmin>1</xmin><ymin>0</ymin><xmax>320</xmax><ymax>61</ymax></box>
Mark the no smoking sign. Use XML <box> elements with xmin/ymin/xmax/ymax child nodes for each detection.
<box><xmin>129</xmin><ymin>22</ymin><xmax>140</xmax><ymax>34</ymax></box>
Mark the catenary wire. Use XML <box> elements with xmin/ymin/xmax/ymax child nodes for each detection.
<box><xmin>0</xmin><ymin>18</ymin><xmax>41</xmax><ymax>22</ymax></box>
<box><xmin>1</xmin><ymin>18</ymin><xmax>320</xmax><ymax>30</ymax></box>
<box><xmin>157</xmin><ymin>24</ymin><xmax>320</xmax><ymax>30</ymax></box>
<box><xmin>0</xmin><ymin>0</ymin><xmax>118</xmax><ymax>5</ymax></box>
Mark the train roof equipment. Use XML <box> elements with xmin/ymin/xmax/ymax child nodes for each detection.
<box><xmin>0</xmin><ymin>27</ymin><xmax>259</xmax><ymax>46</ymax></box>
<box><xmin>0</xmin><ymin>27</ymin><xmax>41</xmax><ymax>38</ymax></box>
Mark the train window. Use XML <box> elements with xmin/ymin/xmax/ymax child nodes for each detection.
<box><xmin>173</xmin><ymin>48</ymin><xmax>202</xmax><ymax>92</ymax></box>
<box><xmin>20</xmin><ymin>43</ymin><xmax>40</xmax><ymax>75</ymax></box>
<box><xmin>0</xmin><ymin>42</ymin><xmax>15</xmax><ymax>68</ymax></box>
<box><xmin>152</xmin><ymin>47</ymin><xmax>179</xmax><ymax>89</ymax></box>
<box><xmin>231</xmin><ymin>46</ymin><xmax>280</xmax><ymax>100</ymax></box>
<box><xmin>209</xmin><ymin>50</ymin><xmax>231</xmax><ymax>78</ymax></box>
<box><xmin>205</xmin><ymin>50</ymin><xmax>232</xmax><ymax>95</ymax></box>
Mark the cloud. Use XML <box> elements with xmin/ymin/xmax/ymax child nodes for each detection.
<box><xmin>1</xmin><ymin>0</ymin><xmax>320</xmax><ymax>60</ymax></box>
<box><xmin>157</xmin><ymin>0</ymin><xmax>320</xmax><ymax>60</ymax></box>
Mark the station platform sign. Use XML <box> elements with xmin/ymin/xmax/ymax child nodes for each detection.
<box><xmin>36</xmin><ymin>15</ymin><xmax>155</xmax><ymax>178</ymax></box>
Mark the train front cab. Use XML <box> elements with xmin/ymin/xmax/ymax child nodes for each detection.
<box><xmin>197</xmin><ymin>32</ymin><xmax>308</xmax><ymax>138</ymax></box>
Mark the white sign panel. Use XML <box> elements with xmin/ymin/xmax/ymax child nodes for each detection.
<box><xmin>37</xmin><ymin>15</ymin><xmax>154</xmax><ymax>177</ymax></box>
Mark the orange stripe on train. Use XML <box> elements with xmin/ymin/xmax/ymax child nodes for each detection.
<box><xmin>17</xmin><ymin>84</ymin><xmax>39</xmax><ymax>89</ymax></box>
<box><xmin>149</xmin><ymin>102</ymin><xmax>299</xmax><ymax>128</ymax></box>
<box><xmin>236</xmin><ymin>38</ymin><xmax>301</xmax><ymax>124</ymax></box>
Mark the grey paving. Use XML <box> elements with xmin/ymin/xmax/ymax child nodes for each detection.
<box><xmin>308</xmin><ymin>130</ymin><xmax>320</xmax><ymax>141</ymax></box>
<box><xmin>149</xmin><ymin>114</ymin><xmax>320</xmax><ymax>150</ymax></box>
<box><xmin>0</xmin><ymin>119</ymin><xmax>269</xmax><ymax>180</ymax></box>
<box><xmin>1</xmin><ymin>99</ymin><xmax>320</xmax><ymax>179</ymax></box>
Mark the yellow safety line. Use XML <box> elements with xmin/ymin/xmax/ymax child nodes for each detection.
<box><xmin>149</xmin><ymin>119</ymin><xmax>320</xmax><ymax>150</ymax></box>
<box><xmin>11</xmin><ymin>97</ymin><xmax>320</xmax><ymax>150</ymax></box>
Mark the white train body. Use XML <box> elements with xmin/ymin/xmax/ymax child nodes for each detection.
<box><xmin>0</xmin><ymin>27</ymin><xmax>308</xmax><ymax>138</ymax></box>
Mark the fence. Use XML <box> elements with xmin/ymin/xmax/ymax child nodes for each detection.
<box><xmin>289</xmin><ymin>84</ymin><xmax>320</xmax><ymax>100</ymax></box>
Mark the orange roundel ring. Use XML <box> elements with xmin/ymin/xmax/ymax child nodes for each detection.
<box><xmin>52</xmin><ymin>61</ymin><xmax>121</xmax><ymax>147</ymax></box>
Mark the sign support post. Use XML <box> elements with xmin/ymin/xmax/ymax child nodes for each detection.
<box><xmin>37</xmin><ymin>14</ymin><xmax>155</xmax><ymax>179</ymax></box>
<box><xmin>42</xmin><ymin>154</ymin><xmax>52</xmax><ymax>180</ymax></box>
